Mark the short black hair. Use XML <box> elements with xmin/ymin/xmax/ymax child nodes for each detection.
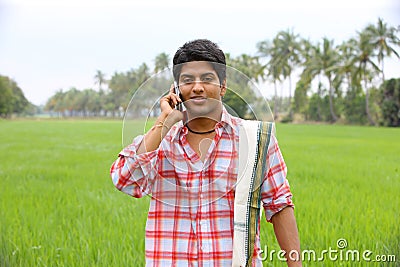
<box><xmin>172</xmin><ymin>39</ymin><xmax>226</xmax><ymax>85</ymax></box>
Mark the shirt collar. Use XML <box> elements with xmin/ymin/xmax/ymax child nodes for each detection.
<box><xmin>170</xmin><ymin>106</ymin><xmax>238</xmax><ymax>141</ymax></box>
<box><xmin>219</xmin><ymin>106</ymin><xmax>237</xmax><ymax>130</ymax></box>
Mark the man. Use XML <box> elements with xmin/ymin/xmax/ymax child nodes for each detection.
<box><xmin>110</xmin><ymin>39</ymin><xmax>301</xmax><ymax>266</ymax></box>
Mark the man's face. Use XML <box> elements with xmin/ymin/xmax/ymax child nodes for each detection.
<box><xmin>178</xmin><ymin>61</ymin><xmax>226</xmax><ymax>117</ymax></box>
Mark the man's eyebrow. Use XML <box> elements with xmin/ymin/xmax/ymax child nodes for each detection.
<box><xmin>179</xmin><ymin>73</ymin><xmax>195</xmax><ymax>78</ymax></box>
<box><xmin>180</xmin><ymin>72</ymin><xmax>216</xmax><ymax>77</ymax></box>
<box><xmin>179</xmin><ymin>72</ymin><xmax>217</xmax><ymax>79</ymax></box>
<box><xmin>201</xmin><ymin>72</ymin><xmax>217</xmax><ymax>77</ymax></box>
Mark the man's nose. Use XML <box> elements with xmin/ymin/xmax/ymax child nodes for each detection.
<box><xmin>192</xmin><ymin>81</ymin><xmax>205</xmax><ymax>92</ymax></box>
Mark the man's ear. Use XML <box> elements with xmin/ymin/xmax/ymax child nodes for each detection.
<box><xmin>220</xmin><ymin>79</ymin><xmax>227</xmax><ymax>97</ymax></box>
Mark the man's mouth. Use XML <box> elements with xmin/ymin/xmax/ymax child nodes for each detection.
<box><xmin>189</xmin><ymin>96</ymin><xmax>207</xmax><ymax>104</ymax></box>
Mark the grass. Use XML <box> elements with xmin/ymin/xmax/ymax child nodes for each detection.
<box><xmin>0</xmin><ymin>120</ymin><xmax>399</xmax><ymax>266</ymax></box>
<box><xmin>261</xmin><ymin>124</ymin><xmax>400</xmax><ymax>266</ymax></box>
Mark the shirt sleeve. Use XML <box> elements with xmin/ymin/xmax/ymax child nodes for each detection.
<box><xmin>110</xmin><ymin>134</ymin><xmax>160</xmax><ymax>198</ymax></box>
<box><xmin>260</xmin><ymin>135</ymin><xmax>294</xmax><ymax>222</ymax></box>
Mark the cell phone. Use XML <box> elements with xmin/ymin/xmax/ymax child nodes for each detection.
<box><xmin>174</xmin><ymin>81</ymin><xmax>183</xmax><ymax>112</ymax></box>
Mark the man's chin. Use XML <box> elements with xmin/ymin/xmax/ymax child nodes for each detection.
<box><xmin>185</xmin><ymin>106</ymin><xmax>221</xmax><ymax>119</ymax></box>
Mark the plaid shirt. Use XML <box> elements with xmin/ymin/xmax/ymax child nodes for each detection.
<box><xmin>110</xmin><ymin>109</ymin><xmax>293</xmax><ymax>266</ymax></box>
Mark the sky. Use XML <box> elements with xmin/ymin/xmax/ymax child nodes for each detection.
<box><xmin>1</xmin><ymin>0</ymin><xmax>399</xmax><ymax>106</ymax></box>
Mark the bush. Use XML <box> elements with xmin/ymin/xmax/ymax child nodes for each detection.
<box><xmin>379</xmin><ymin>78</ymin><xmax>400</xmax><ymax>127</ymax></box>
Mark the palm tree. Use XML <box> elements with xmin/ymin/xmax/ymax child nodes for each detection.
<box><xmin>272</xmin><ymin>29</ymin><xmax>301</xmax><ymax>116</ymax></box>
<box><xmin>320</xmin><ymin>38</ymin><xmax>341</xmax><ymax>122</ymax></box>
<box><xmin>354</xmin><ymin>30</ymin><xmax>381</xmax><ymax>125</ymax></box>
<box><xmin>94</xmin><ymin>70</ymin><xmax>107</xmax><ymax>91</ymax></box>
<box><xmin>258</xmin><ymin>34</ymin><xmax>300</xmax><ymax>118</ymax></box>
<box><xmin>365</xmin><ymin>18</ymin><xmax>400</xmax><ymax>83</ymax></box>
<box><xmin>154</xmin><ymin>52</ymin><xmax>170</xmax><ymax>73</ymax></box>
<box><xmin>268</xmin><ymin>63</ymin><xmax>282</xmax><ymax>117</ymax></box>
<box><xmin>337</xmin><ymin>39</ymin><xmax>360</xmax><ymax>94</ymax></box>
<box><xmin>300</xmin><ymin>40</ymin><xmax>324</xmax><ymax>121</ymax></box>
<box><xmin>257</xmin><ymin>39</ymin><xmax>281</xmax><ymax>116</ymax></box>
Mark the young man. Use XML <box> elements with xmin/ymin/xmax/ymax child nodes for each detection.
<box><xmin>110</xmin><ymin>39</ymin><xmax>301</xmax><ymax>266</ymax></box>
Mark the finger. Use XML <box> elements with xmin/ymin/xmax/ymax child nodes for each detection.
<box><xmin>175</xmin><ymin>93</ymin><xmax>182</xmax><ymax>103</ymax></box>
<box><xmin>169</xmin><ymin>84</ymin><xmax>175</xmax><ymax>94</ymax></box>
<box><xmin>165</xmin><ymin>93</ymin><xmax>178</xmax><ymax>107</ymax></box>
<box><xmin>170</xmin><ymin>92</ymin><xmax>182</xmax><ymax>105</ymax></box>
<box><xmin>171</xmin><ymin>94</ymin><xmax>180</xmax><ymax>106</ymax></box>
<box><xmin>169</xmin><ymin>84</ymin><xmax>182</xmax><ymax>102</ymax></box>
<box><xmin>172</xmin><ymin>94</ymin><xmax>182</xmax><ymax>104</ymax></box>
<box><xmin>168</xmin><ymin>95</ymin><xmax>176</xmax><ymax>107</ymax></box>
<box><xmin>160</xmin><ymin>96</ymin><xmax>174</xmax><ymax>112</ymax></box>
<box><xmin>161</xmin><ymin>95</ymin><xmax>173</xmax><ymax>106</ymax></box>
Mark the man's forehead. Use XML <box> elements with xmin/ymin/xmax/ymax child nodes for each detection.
<box><xmin>179</xmin><ymin>61</ymin><xmax>217</xmax><ymax>75</ymax></box>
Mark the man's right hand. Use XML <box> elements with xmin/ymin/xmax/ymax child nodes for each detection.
<box><xmin>159</xmin><ymin>84</ymin><xmax>184</xmax><ymax>125</ymax></box>
<box><xmin>136</xmin><ymin>84</ymin><xmax>184</xmax><ymax>154</ymax></box>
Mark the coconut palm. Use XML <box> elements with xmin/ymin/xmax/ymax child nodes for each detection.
<box><xmin>154</xmin><ymin>52</ymin><xmax>170</xmax><ymax>73</ymax></box>
<box><xmin>257</xmin><ymin>39</ymin><xmax>281</xmax><ymax>116</ymax></box>
<box><xmin>257</xmin><ymin>34</ymin><xmax>299</xmax><ymax>118</ymax></box>
<box><xmin>337</xmin><ymin>39</ymin><xmax>360</xmax><ymax>94</ymax></box>
<box><xmin>94</xmin><ymin>70</ymin><xmax>107</xmax><ymax>91</ymax></box>
<box><xmin>354</xmin><ymin>30</ymin><xmax>381</xmax><ymax>125</ymax></box>
<box><xmin>300</xmin><ymin>40</ymin><xmax>324</xmax><ymax>120</ymax></box>
<box><xmin>268</xmin><ymin>62</ymin><xmax>282</xmax><ymax>117</ymax></box>
<box><xmin>365</xmin><ymin>18</ymin><xmax>400</xmax><ymax>83</ymax></box>
<box><xmin>320</xmin><ymin>38</ymin><xmax>341</xmax><ymax>122</ymax></box>
<box><xmin>273</xmin><ymin>29</ymin><xmax>301</xmax><ymax>111</ymax></box>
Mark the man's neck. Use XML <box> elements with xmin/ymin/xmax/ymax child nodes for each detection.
<box><xmin>186</xmin><ymin>107</ymin><xmax>223</xmax><ymax>132</ymax></box>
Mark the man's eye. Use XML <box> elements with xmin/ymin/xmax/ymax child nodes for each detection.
<box><xmin>183</xmin><ymin>78</ymin><xmax>193</xmax><ymax>83</ymax></box>
<box><xmin>202</xmin><ymin>76</ymin><xmax>214</xmax><ymax>82</ymax></box>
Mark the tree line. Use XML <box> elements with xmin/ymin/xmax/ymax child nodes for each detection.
<box><xmin>1</xmin><ymin>18</ymin><xmax>399</xmax><ymax>126</ymax></box>
<box><xmin>44</xmin><ymin>18</ymin><xmax>399</xmax><ymax>126</ymax></box>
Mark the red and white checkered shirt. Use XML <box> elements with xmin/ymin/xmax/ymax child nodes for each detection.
<box><xmin>110</xmin><ymin>108</ymin><xmax>294</xmax><ymax>266</ymax></box>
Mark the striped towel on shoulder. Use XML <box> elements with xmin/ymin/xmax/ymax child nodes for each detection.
<box><xmin>232</xmin><ymin>120</ymin><xmax>274</xmax><ymax>267</ymax></box>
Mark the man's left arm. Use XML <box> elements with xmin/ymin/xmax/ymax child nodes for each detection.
<box><xmin>271</xmin><ymin>207</ymin><xmax>302</xmax><ymax>266</ymax></box>
<box><xmin>261</xmin><ymin>135</ymin><xmax>302</xmax><ymax>266</ymax></box>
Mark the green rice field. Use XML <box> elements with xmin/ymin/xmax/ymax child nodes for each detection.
<box><xmin>0</xmin><ymin>120</ymin><xmax>399</xmax><ymax>266</ymax></box>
